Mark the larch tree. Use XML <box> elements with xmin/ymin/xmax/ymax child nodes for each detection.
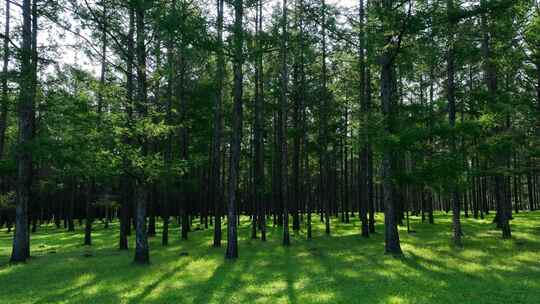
<box><xmin>225</xmin><ymin>0</ymin><xmax>244</xmax><ymax>259</ymax></box>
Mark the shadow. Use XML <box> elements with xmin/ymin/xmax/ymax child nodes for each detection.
<box><xmin>285</xmin><ymin>247</ymin><xmax>298</xmax><ymax>304</ymax></box>
<box><xmin>0</xmin><ymin>211</ymin><xmax>539</xmax><ymax>303</ymax></box>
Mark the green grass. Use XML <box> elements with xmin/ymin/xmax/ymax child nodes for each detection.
<box><xmin>1</xmin><ymin>211</ymin><xmax>540</xmax><ymax>304</ymax></box>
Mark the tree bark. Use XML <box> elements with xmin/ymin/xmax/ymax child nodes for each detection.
<box><xmin>119</xmin><ymin>5</ymin><xmax>135</xmax><ymax>250</ymax></box>
<box><xmin>0</xmin><ymin>0</ymin><xmax>10</xmax><ymax>161</ymax></box>
<box><xmin>11</xmin><ymin>0</ymin><xmax>34</xmax><ymax>263</ymax></box>
<box><xmin>133</xmin><ymin>1</ymin><xmax>150</xmax><ymax>264</ymax></box>
<box><xmin>320</xmin><ymin>0</ymin><xmax>330</xmax><ymax>236</ymax></box>
<box><xmin>447</xmin><ymin>0</ymin><xmax>462</xmax><ymax>246</ymax></box>
<box><xmin>380</xmin><ymin>0</ymin><xmax>402</xmax><ymax>255</ymax></box>
<box><xmin>134</xmin><ymin>186</ymin><xmax>149</xmax><ymax>264</ymax></box>
<box><xmin>211</xmin><ymin>0</ymin><xmax>224</xmax><ymax>248</ymax></box>
<box><xmin>481</xmin><ymin>4</ymin><xmax>510</xmax><ymax>239</ymax></box>
<box><xmin>254</xmin><ymin>0</ymin><xmax>266</xmax><ymax>241</ymax></box>
<box><xmin>358</xmin><ymin>0</ymin><xmax>369</xmax><ymax>238</ymax></box>
<box><xmin>225</xmin><ymin>0</ymin><xmax>243</xmax><ymax>259</ymax></box>
<box><xmin>280</xmin><ymin>0</ymin><xmax>290</xmax><ymax>246</ymax></box>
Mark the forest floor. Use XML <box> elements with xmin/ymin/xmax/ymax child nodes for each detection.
<box><xmin>0</xmin><ymin>211</ymin><xmax>539</xmax><ymax>304</ymax></box>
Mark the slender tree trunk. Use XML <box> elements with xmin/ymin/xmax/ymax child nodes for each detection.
<box><xmin>133</xmin><ymin>1</ymin><xmax>150</xmax><ymax>264</ymax></box>
<box><xmin>447</xmin><ymin>0</ymin><xmax>462</xmax><ymax>246</ymax></box>
<box><xmin>68</xmin><ymin>183</ymin><xmax>75</xmax><ymax>232</ymax></box>
<box><xmin>119</xmin><ymin>178</ymin><xmax>130</xmax><ymax>250</ymax></box>
<box><xmin>380</xmin><ymin>0</ymin><xmax>402</xmax><ymax>255</ymax></box>
<box><xmin>254</xmin><ymin>0</ymin><xmax>266</xmax><ymax>241</ymax></box>
<box><xmin>119</xmin><ymin>6</ymin><xmax>135</xmax><ymax>250</ymax></box>
<box><xmin>320</xmin><ymin>0</ymin><xmax>330</xmax><ymax>236</ymax></box>
<box><xmin>84</xmin><ymin>183</ymin><xmax>92</xmax><ymax>246</ymax></box>
<box><xmin>481</xmin><ymin>6</ymin><xmax>510</xmax><ymax>239</ymax></box>
<box><xmin>178</xmin><ymin>38</ymin><xmax>189</xmax><ymax>241</ymax></box>
<box><xmin>134</xmin><ymin>186</ymin><xmax>149</xmax><ymax>263</ymax></box>
<box><xmin>358</xmin><ymin>0</ymin><xmax>369</xmax><ymax>238</ymax></box>
<box><xmin>225</xmin><ymin>0</ymin><xmax>243</xmax><ymax>259</ymax></box>
<box><xmin>0</xmin><ymin>0</ymin><xmax>10</xmax><ymax>161</ymax></box>
<box><xmin>291</xmin><ymin>1</ymin><xmax>301</xmax><ymax>232</ymax></box>
<box><xmin>11</xmin><ymin>0</ymin><xmax>34</xmax><ymax>263</ymax></box>
<box><xmin>428</xmin><ymin>66</ymin><xmax>435</xmax><ymax>225</ymax></box>
<box><xmin>365</xmin><ymin>0</ymin><xmax>375</xmax><ymax>233</ymax></box>
<box><xmin>162</xmin><ymin>0</ymin><xmax>177</xmax><ymax>247</ymax></box>
<box><xmin>212</xmin><ymin>0</ymin><xmax>224</xmax><ymax>248</ymax></box>
<box><xmin>280</xmin><ymin>0</ymin><xmax>290</xmax><ymax>246</ymax></box>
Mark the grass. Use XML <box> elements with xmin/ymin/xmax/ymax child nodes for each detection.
<box><xmin>1</xmin><ymin>211</ymin><xmax>540</xmax><ymax>304</ymax></box>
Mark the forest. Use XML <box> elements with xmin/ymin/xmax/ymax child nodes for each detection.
<box><xmin>0</xmin><ymin>0</ymin><xmax>539</xmax><ymax>303</ymax></box>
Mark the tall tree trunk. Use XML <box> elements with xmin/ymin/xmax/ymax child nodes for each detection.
<box><xmin>365</xmin><ymin>0</ymin><xmax>375</xmax><ymax>233</ymax></box>
<box><xmin>254</xmin><ymin>0</ymin><xmax>266</xmax><ymax>241</ymax></box>
<box><xmin>11</xmin><ymin>0</ymin><xmax>34</xmax><ymax>263</ymax></box>
<box><xmin>0</xmin><ymin>0</ymin><xmax>10</xmax><ymax>161</ymax></box>
<box><xmin>225</xmin><ymin>0</ymin><xmax>243</xmax><ymax>259</ymax></box>
<box><xmin>380</xmin><ymin>0</ymin><xmax>402</xmax><ymax>255</ymax></box>
<box><xmin>291</xmin><ymin>0</ymin><xmax>301</xmax><ymax>232</ymax></box>
<box><xmin>119</xmin><ymin>5</ymin><xmax>135</xmax><ymax>251</ymax></box>
<box><xmin>358</xmin><ymin>0</ymin><xmax>369</xmax><ymax>238</ymax></box>
<box><xmin>320</xmin><ymin>0</ymin><xmax>330</xmax><ymax>236</ymax></box>
<box><xmin>133</xmin><ymin>1</ymin><xmax>150</xmax><ymax>264</ymax></box>
<box><xmin>212</xmin><ymin>0</ymin><xmax>224</xmax><ymax>248</ymax></box>
<box><xmin>281</xmin><ymin>0</ymin><xmax>290</xmax><ymax>246</ymax></box>
<box><xmin>481</xmin><ymin>5</ymin><xmax>510</xmax><ymax>239</ymax></box>
<box><xmin>162</xmin><ymin>0</ymin><xmax>177</xmax><ymax>247</ymax></box>
<box><xmin>447</xmin><ymin>0</ymin><xmax>462</xmax><ymax>246</ymax></box>
<box><xmin>178</xmin><ymin>24</ymin><xmax>189</xmax><ymax>240</ymax></box>
<box><xmin>428</xmin><ymin>66</ymin><xmax>435</xmax><ymax>224</ymax></box>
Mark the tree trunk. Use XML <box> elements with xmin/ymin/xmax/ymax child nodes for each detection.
<box><xmin>481</xmin><ymin>6</ymin><xmax>510</xmax><ymax>239</ymax></box>
<box><xmin>179</xmin><ymin>35</ymin><xmax>189</xmax><ymax>241</ymax></box>
<box><xmin>225</xmin><ymin>0</ymin><xmax>243</xmax><ymax>259</ymax></box>
<box><xmin>320</xmin><ymin>0</ymin><xmax>330</xmax><ymax>236</ymax></box>
<box><xmin>84</xmin><ymin>184</ymin><xmax>92</xmax><ymax>246</ymax></box>
<box><xmin>211</xmin><ymin>0</ymin><xmax>224</xmax><ymax>248</ymax></box>
<box><xmin>380</xmin><ymin>1</ymin><xmax>402</xmax><ymax>253</ymax></box>
<box><xmin>134</xmin><ymin>186</ymin><xmax>149</xmax><ymax>264</ymax></box>
<box><xmin>254</xmin><ymin>0</ymin><xmax>266</xmax><ymax>241</ymax></box>
<box><xmin>358</xmin><ymin>0</ymin><xmax>369</xmax><ymax>238</ymax></box>
<box><xmin>11</xmin><ymin>0</ymin><xmax>34</xmax><ymax>263</ymax></box>
<box><xmin>280</xmin><ymin>0</ymin><xmax>290</xmax><ymax>246</ymax></box>
<box><xmin>133</xmin><ymin>1</ymin><xmax>150</xmax><ymax>264</ymax></box>
<box><xmin>365</xmin><ymin>0</ymin><xmax>375</xmax><ymax>233</ymax></box>
<box><xmin>0</xmin><ymin>0</ymin><xmax>10</xmax><ymax>161</ymax></box>
<box><xmin>447</xmin><ymin>0</ymin><xmax>462</xmax><ymax>246</ymax></box>
<box><xmin>119</xmin><ymin>5</ymin><xmax>135</xmax><ymax>250</ymax></box>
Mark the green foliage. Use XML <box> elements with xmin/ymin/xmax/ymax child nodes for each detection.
<box><xmin>0</xmin><ymin>192</ymin><xmax>15</xmax><ymax>211</ymax></box>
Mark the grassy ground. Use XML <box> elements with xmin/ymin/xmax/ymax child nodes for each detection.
<box><xmin>0</xmin><ymin>212</ymin><xmax>539</xmax><ymax>304</ymax></box>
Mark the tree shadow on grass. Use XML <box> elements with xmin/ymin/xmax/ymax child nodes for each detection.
<box><xmin>284</xmin><ymin>247</ymin><xmax>298</xmax><ymax>304</ymax></box>
<box><xmin>189</xmin><ymin>254</ymin><xmax>252</xmax><ymax>304</ymax></box>
<box><xmin>32</xmin><ymin>273</ymin><xmax>107</xmax><ymax>304</ymax></box>
<box><xmin>129</xmin><ymin>260</ymin><xmax>193</xmax><ymax>304</ymax></box>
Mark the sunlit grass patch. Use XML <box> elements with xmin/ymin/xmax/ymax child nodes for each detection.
<box><xmin>0</xmin><ymin>211</ymin><xmax>539</xmax><ymax>303</ymax></box>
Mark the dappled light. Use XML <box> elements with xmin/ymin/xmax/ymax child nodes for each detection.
<box><xmin>1</xmin><ymin>212</ymin><xmax>539</xmax><ymax>303</ymax></box>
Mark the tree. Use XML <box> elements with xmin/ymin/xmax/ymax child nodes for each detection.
<box><xmin>280</xmin><ymin>0</ymin><xmax>290</xmax><ymax>246</ymax></box>
<box><xmin>211</xmin><ymin>0</ymin><xmax>224</xmax><ymax>248</ymax></box>
<box><xmin>447</xmin><ymin>0</ymin><xmax>462</xmax><ymax>246</ymax></box>
<box><xmin>0</xmin><ymin>0</ymin><xmax>9</xmax><ymax>162</ymax></box>
<box><xmin>225</xmin><ymin>0</ymin><xmax>244</xmax><ymax>260</ymax></box>
<box><xmin>379</xmin><ymin>0</ymin><xmax>403</xmax><ymax>256</ymax></box>
<box><xmin>133</xmin><ymin>0</ymin><xmax>150</xmax><ymax>264</ymax></box>
<box><xmin>253</xmin><ymin>0</ymin><xmax>266</xmax><ymax>241</ymax></box>
<box><xmin>11</xmin><ymin>0</ymin><xmax>35</xmax><ymax>263</ymax></box>
<box><xmin>358</xmin><ymin>0</ymin><xmax>369</xmax><ymax>238</ymax></box>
